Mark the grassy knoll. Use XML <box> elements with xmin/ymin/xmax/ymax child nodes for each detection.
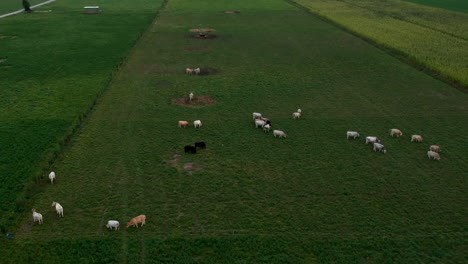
<box><xmin>2</xmin><ymin>0</ymin><xmax>468</xmax><ymax>262</ymax></box>
<box><xmin>403</xmin><ymin>0</ymin><xmax>468</xmax><ymax>13</ymax></box>
<box><xmin>291</xmin><ymin>0</ymin><xmax>468</xmax><ymax>88</ymax></box>
<box><xmin>0</xmin><ymin>0</ymin><xmax>44</xmax><ymax>14</ymax></box>
<box><xmin>0</xmin><ymin>0</ymin><xmax>164</xmax><ymax>231</ymax></box>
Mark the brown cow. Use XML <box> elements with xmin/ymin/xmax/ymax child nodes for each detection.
<box><xmin>127</xmin><ymin>215</ymin><xmax>146</xmax><ymax>228</ymax></box>
<box><xmin>178</xmin><ymin>121</ymin><xmax>189</xmax><ymax>128</ymax></box>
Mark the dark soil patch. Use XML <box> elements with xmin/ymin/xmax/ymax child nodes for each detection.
<box><xmin>223</xmin><ymin>11</ymin><xmax>240</xmax><ymax>14</ymax></box>
<box><xmin>156</xmin><ymin>80</ymin><xmax>171</xmax><ymax>87</ymax></box>
<box><xmin>172</xmin><ymin>95</ymin><xmax>218</xmax><ymax>108</ymax></box>
<box><xmin>184</xmin><ymin>46</ymin><xmax>211</xmax><ymax>51</ymax></box>
<box><xmin>189</xmin><ymin>28</ymin><xmax>215</xmax><ymax>32</ymax></box>
<box><xmin>194</xmin><ymin>67</ymin><xmax>219</xmax><ymax>76</ymax></box>
<box><xmin>190</xmin><ymin>34</ymin><xmax>218</xmax><ymax>39</ymax></box>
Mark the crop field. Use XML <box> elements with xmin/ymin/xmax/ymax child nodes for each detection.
<box><xmin>403</xmin><ymin>0</ymin><xmax>468</xmax><ymax>13</ymax></box>
<box><xmin>1</xmin><ymin>0</ymin><xmax>467</xmax><ymax>263</ymax></box>
<box><xmin>0</xmin><ymin>0</ymin><xmax>164</xmax><ymax>231</ymax></box>
<box><xmin>292</xmin><ymin>0</ymin><xmax>468</xmax><ymax>88</ymax></box>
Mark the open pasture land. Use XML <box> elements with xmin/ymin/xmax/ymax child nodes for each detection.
<box><xmin>0</xmin><ymin>0</ymin><xmax>43</xmax><ymax>14</ymax></box>
<box><xmin>292</xmin><ymin>0</ymin><xmax>468</xmax><ymax>88</ymax></box>
<box><xmin>2</xmin><ymin>0</ymin><xmax>468</xmax><ymax>262</ymax></box>
<box><xmin>0</xmin><ymin>0</ymin><xmax>164</xmax><ymax>231</ymax></box>
<box><xmin>403</xmin><ymin>0</ymin><xmax>468</xmax><ymax>13</ymax></box>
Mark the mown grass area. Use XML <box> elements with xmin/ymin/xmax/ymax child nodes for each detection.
<box><xmin>0</xmin><ymin>0</ymin><xmax>44</xmax><ymax>14</ymax></box>
<box><xmin>0</xmin><ymin>0</ymin><xmax>164</xmax><ymax>231</ymax></box>
<box><xmin>292</xmin><ymin>0</ymin><xmax>468</xmax><ymax>88</ymax></box>
<box><xmin>2</xmin><ymin>0</ymin><xmax>467</xmax><ymax>262</ymax></box>
<box><xmin>403</xmin><ymin>0</ymin><xmax>468</xmax><ymax>13</ymax></box>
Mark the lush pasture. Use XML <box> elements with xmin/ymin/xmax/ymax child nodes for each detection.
<box><xmin>0</xmin><ymin>0</ymin><xmax>164</xmax><ymax>231</ymax></box>
<box><xmin>403</xmin><ymin>0</ymin><xmax>468</xmax><ymax>13</ymax></box>
<box><xmin>2</xmin><ymin>0</ymin><xmax>468</xmax><ymax>262</ymax></box>
<box><xmin>0</xmin><ymin>0</ymin><xmax>44</xmax><ymax>14</ymax></box>
<box><xmin>292</xmin><ymin>0</ymin><xmax>468</xmax><ymax>88</ymax></box>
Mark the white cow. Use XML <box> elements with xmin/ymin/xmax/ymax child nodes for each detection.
<box><xmin>32</xmin><ymin>209</ymin><xmax>43</xmax><ymax>224</ymax></box>
<box><xmin>194</xmin><ymin>68</ymin><xmax>201</xmax><ymax>75</ymax></box>
<box><xmin>389</xmin><ymin>128</ymin><xmax>403</xmax><ymax>137</ymax></box>
<box><xmin>365</xmin><ymin>136</ymin><xmax>380</xmax><ymax>144</ymax></box>
<box><xmin>292</xmin><ymin>112</ymin><xmax>301</xmax><ymax>119</ymax></box>
<box><xmin>297</xmin><ymin>109</ymin><xmax>302</xmax><ymax>113</ymax></box>
<box><xmin>252</xmin><ymin>112</ymin><xmax>262</xmax><ymax>119</ymax></box>
<box><xmin>411</xmin><ymin>135</ymin><xmax>423</xmax><ymax>142</ymax></box>
<box><xmin>193</xmin><ymin>120</ymin><xmax>202</xmax><ymax>128</ymax></box>
<box><xmin>255</xmin><ymin>119</ymin><xmax>265</xmax><ymax>128</ymax></box>
<box><xmin>430</xmin><ymin>145</ymin><xmax>441</xmax><ymax>152</ymax></box>
<box><xmin>373</xmin><ymin>143</ymin><xmax>387</xmax><ymax>153</ymax></box>
<box><xmin>49</xmin><ymin>171</ymin><xmax>56</xmax><ymax>184</ymax></box>
<box><xmin>263</xmin><ymin>124</ymin><xmax>271</xmax><ymax>133</ymax></box>
<box><xmin>427</xmin><ymin>150</ymin><xmax>440</xmax><ymax>161</ymax></box>
<box><xmin>186</xmin><ymin>68</ymin><xmax>193</xmax><ymax>75</ymax></box>
<box><xmin>106</xmin><ymin>220</ymin><xmax>120</xmax><ymax>231</ymax></box>
<box><xmin>51</xmin><ymin>201</ymin><xmax>64</xmax><ymax>217</ymax></box>
<box><xmin>189</xmin><ymin>92</ymin><xmax>194</xmax><ymax>102</ymax></box>
<box><xmin>346</xmin><ymin>131</ymin><xmax>360</xmax><ymax>139</ymax></box>
<box><xmin>273</xmin><ymin>130</ymin><xmax>287</xmax><ymax>138</ymax></box>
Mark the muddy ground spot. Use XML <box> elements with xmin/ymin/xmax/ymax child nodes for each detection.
<box><xmin>172</xmin><ymin>95</ymin><xmax>218</xmax><ymax>108</ymax></box>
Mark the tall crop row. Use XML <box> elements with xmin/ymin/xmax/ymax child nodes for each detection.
<box><xmin>292</xmin><ymin>0</ymin><xmax>468</xmax><ymax>88</ymax></box>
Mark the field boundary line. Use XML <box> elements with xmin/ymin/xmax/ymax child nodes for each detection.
<box><xmin>0</xmin><ymin>0</ymin><xmax>56</xmax><ymax>19</ymax></box>
<box><xmin>284</xmin><ymin>0</ymin><xmax>467</xmax><ymax>93</ymax></box>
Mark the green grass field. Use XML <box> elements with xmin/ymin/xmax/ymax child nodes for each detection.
<box><xmin>0</xmin><ymin>0</ymin><xmax>164</xmax><ymax>231</ymax></box>
<box><xmin>0</xmin><ymin>0</ymin><xmax>47</xmax><ymax>14</ymax></box>
<box><xmin>403</xmin><ymin>0</ymin><xmax>468</xmax><ymax>13</ymax></box>
<box><xmin>292</xmin><ymin>0</ymin><xmax>468</xmax><ymax>88</ymax></box>
<box><xmin>1</xmin><ymin>0</ymin><xmax>467</xmax><ymax>262</ymax></box>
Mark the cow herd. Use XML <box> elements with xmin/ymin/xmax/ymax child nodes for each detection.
<box><xmin>347</xmin><ymin>129</ymin><xmax>442</xmax><ymax>160</ymax></box>
<box><xmin>252</xmin><ymin>109</ymin><xmax>301</xmax><ymax>138</ymax></box>
<box><xmin>31</xmin><ymin>171</ymin><xmax>147</xmax><ymax>230</ymax></box>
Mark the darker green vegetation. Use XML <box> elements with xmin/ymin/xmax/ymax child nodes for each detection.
<box><xmin>404</xmin><ymin>0</ymin><xmax>468</xmax><ymax>13</ymax></box>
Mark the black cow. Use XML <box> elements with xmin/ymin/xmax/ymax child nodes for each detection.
<box><xmin>184</xmin><ymin>145</ymin><xmax>197</xmax><ymax>154</ymax></box>
<box><xmin>195</xmin><ymin>141</ymin><xmax>206</xmax><ymax>149</ymax></box>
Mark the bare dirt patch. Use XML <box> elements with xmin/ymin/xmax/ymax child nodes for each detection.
<box><xmin>189</xmin><ymin>28</ymin><xmax>216</xmax><ymax>33</ymax></box>
<box><xmin>183</xmin><ymin>162</ymin><xmax>202</xmax><ymax>175</ymax></box>
<box><xmin>223</xmin><ymin>11</ymin><xmax>240</xmax><ymax>14</ymax></box>
<box><xmin>184</xmin><ymin>46</ymin><xmax>211</xmax><ymax>51</ymax></box>
<box><xmin>172</xmin><ymin>95</ymin><xmax>218</xmax><ymax>108</ymax></box>
<box><xmin>192</xmin><ymin>67</ymin><xmax>219</xmax><ymax>76</ymax></box>
<box><xmin>190</xmin><ymin>34</ymin><xmax>218</xmax><ymax>39</ymax></box>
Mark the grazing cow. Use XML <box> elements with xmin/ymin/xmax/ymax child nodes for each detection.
<box><xmin>194</xmin><ymin>68</ymin><xmax>201</xmax><ymax>75</ymax></box>
<box><xmin>189</xmin><ymin>92</ymin><xmax>194</xmax><ymax>102</ymax></box>
<box><xmin>127</xmin><ymin>215</ymin><xmax>146</xmax><ymax>228</ymax></box>
<box><xmin>427</xmin><ymin>150</ymin><xmax>440</xmax><ymax>161</ymax></box>
<box><xmin>255</xmin><ymin>119</ymin><xmax>266</xmax><ymax>128</ymax></box>
<box><xmin>430</xmin><ymin>145</ymin><xmax>441</xmax><ymax>152</ymax></box>
<box><xmin>178</xmin><ymin>121</ymin><xmax>189</xmax><ymax>128</ymax></box>
<box><xmin>186</xmin><ymin>68</ymin><xmax>193</xmax><ymax>75</ymax></box>
<box><xmin>184</xmin><ymin>145</ymin><xmax>197</xmax><ymax>154</ymax></box>
<box><xmin>411</xmin><ymin>135</ymin><xmax>423</xmax><ymax>142</ymax></box>
<box><xmin>390</xmin><ymin>129</ymin><xmax>403</xmax><ymax>137</ymax></box>
<box><xmin>195</xmin><ymin>141</ymin><xmax>206</xmax><ymax>149</ymax></box>
<box><xmin>252</xmin><ymin>112</ymin><xmax>262</xmax><ymax>119</ymax></box>
<box><xmin>263</xmin><ymin>124</ymin><xmax>271</xmax><ymax>133</ymax></box>
<box><xmin>49</xmin><ymin>171</ymin><xmax>56</xmax><ymax>184</ymax></box>
<box><xmin>193</xmin><ymin>120</ymin><xmax>202</xmax><ymax>128</ymax></box>
<box><xmin>365</xmin><ymin>136</ymin><xmax>380</xmax><ymax>144</ymax></box>
<box><xmin>346</xmin><ymin>131</ymin><xmax>360</xmax><ymax>139</ymax></box>
<box><xmin>273</xmin><ymin>130</ymin><xmax>287</xmax><ymax>138</ymax></box>
<box><xmin>292</xmin><ymin>112</ymin><xmax>301</xmax><ymax>119</ymax></box>
<box><xmin>51</xmin><ymin>201</ymin><xmax>64</xmax><ymax>217</ymax></box>
<box><xmin>32</xmin><ymin>209</ymin><xmax>43</xmax><ymax>224</ymax></box>
<box><xmin>373</xmin><ymin>143</ymin><xmax>387</xmax><ymax>153</ymax></box>
<box><xmin>106</xmin><ymin>220</ymin><xmax>120</xmax><ymax>231</ymax></box>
